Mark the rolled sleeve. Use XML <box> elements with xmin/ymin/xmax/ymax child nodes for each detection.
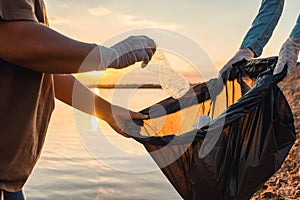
<box><xmin>0</xmin><ymin>0</ymin><xmax>38</xmax><ymax>22</ymax></box>
<box><xmin>240</xmin><ymin>0</ymin><xmax>284</xmax><ymax>57</ymax></box>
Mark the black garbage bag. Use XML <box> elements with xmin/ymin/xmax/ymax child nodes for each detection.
<box><xmin>124</xmin><ymin>57</ymin><xmax>296</xmax><ymax>200</ymax></box>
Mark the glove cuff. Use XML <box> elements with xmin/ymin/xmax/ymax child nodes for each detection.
<box><xmin>237</xmin><ymin>47</ymin><xmax>255</xmax><ymax>58</ymax></box>
<box><xmin>288</xmin><ymin>37</ymin><xmax>300</xmax><ymax>49</ymax></box>
<box><xmin>97</xmin><ymin>45</ymin><xmax>117</xmax><ymax>70</ymax></box>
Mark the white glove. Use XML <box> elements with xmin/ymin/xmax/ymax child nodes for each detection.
<box><xmin>98</xmin><ymin>36</ymin><xmax>157</xmax><ymax>70</ymax></box>
<box><xmin>219</xmin><ymin>48</ymin><xmax>254</xmax><ymax>77</ymax></box>
<box><xmin>273</xmin><ymin>37</ymin><xmax>300</xmax><ymax>75</ymax></box>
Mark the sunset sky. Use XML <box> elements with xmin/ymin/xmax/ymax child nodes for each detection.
<box><xmin>45</xmin><ymin>0</ymin><xmax>300</xmax><ymax>84</ymax></box>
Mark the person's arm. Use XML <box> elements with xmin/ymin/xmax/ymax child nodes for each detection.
<box><xmin>0</xmin><ymin>21</ymin><xmax>96</xmax><ymax>73</ymax></box>
<box><xmin>240</xmin><ymin>0</ymin><xmax>284</xmax><ymax>57</ymax></box>
<box><xmin>274</xmin><ymin>15</ymin><xmax>300</xmax><ymax>75</ymax></box>
<box><xmin>290</xmin><ymin>14</ymin><xmax>300</xmax><ymax>38</ymax></box>
<box><xmin>0</xmin><ymin>21</ymin><xmax>156</xmax><ymax>73</ymax></box>
<box><xmin>219</xmin><ymin>0</ymin><xmax>284</xmax><ymax>76</ymax></box>
<box><xmin>53</xmin><ymin>74</ymin><xmax>148</xmax><ymax>137</ymax></box>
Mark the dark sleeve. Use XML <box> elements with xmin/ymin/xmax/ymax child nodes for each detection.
<box><xmin>240</xmin><ymin>0</ymin><xmax>284</xmax><ymax>57</ymax></box>
<box><xmin>290</xmin><ymin>15</ymin><xmax>300</xmax><ymax>38</ymax></box>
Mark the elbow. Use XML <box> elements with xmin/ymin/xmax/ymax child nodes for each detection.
<box><xmin>0</xmin><ymin>47</ymin><xmax>46</xmax><ymax>73</ymax></box>
<box><xmin>0</xmin><ymin>48</ymin><xmax>31</xmax><ymax>67</ymax></box>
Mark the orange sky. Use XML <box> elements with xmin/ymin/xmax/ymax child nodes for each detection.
<box><xmin>46</xmin><ymin>0</ymin><xmax>300</xmax><ymax>85</ymax></box>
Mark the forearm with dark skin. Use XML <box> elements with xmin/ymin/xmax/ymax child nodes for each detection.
<box><xmin>0</xmin><ymin>21</ymin><xmax>149</xmax><ymax>136</ymax></box>
<box><xmin>54</xmin><ymin>74</ymin><xmax>142</xmax><ymax>136</ymax></box>
<box><xmin>53</xmin><ymin>74</ymin><xmax>110</xmax><ymax>120</ymax></box>
<box><xmin>0</xmin><ymin>21</ymin><xmax>99</xmax><ymax>73</ymax></box>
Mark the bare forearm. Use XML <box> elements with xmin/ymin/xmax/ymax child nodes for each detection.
<box><xmin>0</xmin><ymin>21</ymin><xmax>99</xmax><ymax>73</ymax></box>
<box><xmin>54</xmin><ymin>74</ymin><xmax>149</xmax><ymax>137</ymax></box>
<box><xmin>53</xmin><ymin>74</ymin><xmax>111</xmax><ymax>120</ymax></box>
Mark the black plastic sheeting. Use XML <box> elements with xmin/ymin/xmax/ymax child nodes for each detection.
<box><xmin>124</xmin><ymin>57</ymin><xmax>296</xmax><ymax>200</ymax></box>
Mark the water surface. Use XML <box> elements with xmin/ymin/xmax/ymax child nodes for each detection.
<box><xmin>25</xmin><ymin>89</ymin><xmax>182</xmax><ymax>200</ymax></box>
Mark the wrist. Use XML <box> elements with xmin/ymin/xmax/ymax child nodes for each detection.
<box><xmin>94</xmin><ymin>96</ymin><xmax>113</xmax><ymax>121</ymax></box>
<box><xmin>97</xmin><ymin>45</ymin><xmax>117</xmax><ymax>70</ymax></box>
<box><xmin>243</xmin><ymin>47</ymin><xmax>254</xmax><ymax>56</ymax></box>
<box><xmin>246</xmin><ymin>47</ymin><xmax>256</xmax><ymax>57</ymax></box>
<box><xmin>237</xmin><ymin>47</ymin><xmax>255</xmax><ymax>58</ymax></box>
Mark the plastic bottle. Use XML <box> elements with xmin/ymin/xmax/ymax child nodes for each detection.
<box><xmin>147</xmin><ymin>50</ymin><xmax>190</xmax><ymax>99</ymax></box>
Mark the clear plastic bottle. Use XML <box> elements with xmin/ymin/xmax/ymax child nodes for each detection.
<box><xmin>147</xmin><ymin>50</ymin><xmax>190</xmax><ymax>99</ymax></box>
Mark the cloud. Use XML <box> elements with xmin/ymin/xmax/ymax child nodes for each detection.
<box><xmin>49</xmin><ymin>16</ymin><xmax>71</xmax><ymax>25</ymax></box>
<box><xmin>56</xmin><ymin>3</ymin><xmax>68</xmax><ymax>9</ymax></box>
<box><xmin>88</xmin><ymin>5</ymin><xmax>112</xmax><ymax>16</ymax></box>
<box><xmin>119</xmin><ymin>14</ymin><xmax>179</xmax><ymax>29</ymax></box>
<box><xmin>86</xmin><ymin>5</ymin><xmax>179</xmax><ymax>29</ymax></box>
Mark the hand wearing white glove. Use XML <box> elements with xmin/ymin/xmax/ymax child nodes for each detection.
<box><xmin>273</xmin><ymin>37</ymin><xmax>300</xmax><ymax>75</ymax></box>
<box><xmin>98</xmin><ymin>36</ymin><xmax>157</xmax><ymax>70</ymax></box>
<box><xmin>219</xmin><ymin>48</ymin><xmax>254</xmax><ymax>77</ymax></box>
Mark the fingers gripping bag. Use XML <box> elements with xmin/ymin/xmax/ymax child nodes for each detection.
<box><xmin>124</xmin><ymin>57</ymin><xmax>296</xmax><ymax>200</ymax></box>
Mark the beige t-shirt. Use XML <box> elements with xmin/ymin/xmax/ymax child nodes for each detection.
<box><xmin>0</xmin><ymin>0</ymin><xmax>55</xmax><ymax>192</ymax></box>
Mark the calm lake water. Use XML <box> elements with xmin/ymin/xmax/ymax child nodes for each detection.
<box><xmin>25</xmin><ymin>88</ymin><xmax>182</xmax><ymax>200</ymax></box>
